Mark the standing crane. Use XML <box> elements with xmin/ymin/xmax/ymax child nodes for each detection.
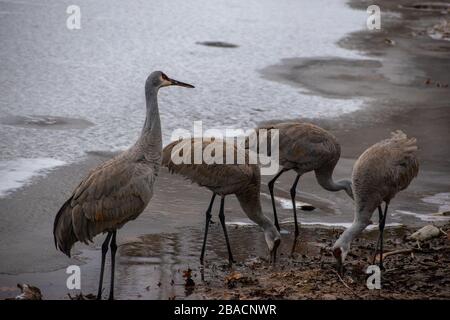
<box><xmin>162</xmin><ymin>138</ymin><xmax>281</xmax><ymax>265</ymax></box>
<box><xmin>332</xmin><ymin>130</ymin><xmax>419</xmax><ymax>271</ymax></box>
<box><xmin>53</xmin><ymin>71</ymin><xmax>194</xmax><ymax>300</ymax></box>
<box><xmin>256</xmin><ymin>122</ymin><xmax>353</xmax><ymax>237</ymax></box>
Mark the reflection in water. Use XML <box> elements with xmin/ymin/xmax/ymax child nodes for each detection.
<box><xmin>116</xmin><ymin>223</ymin><xmax>328</xmax><ymax>299</ymax></box>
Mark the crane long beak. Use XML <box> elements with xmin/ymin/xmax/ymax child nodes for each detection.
<box><xmin>169</xmin><ymin>78</ymin><xmax>195</xmax><ymax>88</ymax></box>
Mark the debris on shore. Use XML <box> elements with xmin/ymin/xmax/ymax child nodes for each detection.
<box><xmin>183</xmin><ymin>268</ymin><xmax>195</xmax><ymax>296</ymax></box>
<box><xmin>428</xmin><ymin>19</ymin><xmax>450</xmax><ymax>41</ymax></box>
<box><xmin>195</xmin><ymin>224</ymin><xmax>450</xmax><ymax>300</ymax></box>
<box><xmin>67</xmin><ymin>292</ymin><xmax>97</xmax><ymax>300</ymax></box>
<box><xmin>13</xmin><ymin>284</ymin><xmax>42</xmax><ymax>300</ymax></box>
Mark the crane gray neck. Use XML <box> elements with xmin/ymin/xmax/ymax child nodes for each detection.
<box><xmin>134</xmin><ymin>86</ymin><xmax>162</xmax><ymax>163</ymax></box>
<box><xmin>327</xmin><ymin>179</ymin><xmax>351</xmax><ymax>192</ymax></box>
<box><xmin>333</xmin><ymin>215</ymin><xmax>370</xmax><ymax>258</ymax></box>
<box><xmin>236</xmin><ymin>192</ymin><xmax>274</xmax><ymax>230</ymax></box>
<box><xmin>315</xmin><ymin>170</ymin><xmax>353</xmax><ymax>199</ymax></box>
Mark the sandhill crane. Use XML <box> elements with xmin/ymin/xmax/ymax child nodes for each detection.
<box><xmin>162</xmin><ymin>138</ymin><xmax>281</xmax><ymax>265</ymax></box>
<box><xmin>332</xmin><ymin>130</ymin><xmax>419</xmax><ymax>272</ymax></box>
<box><xmin>53</xmin><ymin>71</ymin><xmax>194</xmax><ymax>300</ymax></box>
<box><xmin>255</xmin><ymin>122</ymin><xmax>353</xmax><ymax>237</ymax></box>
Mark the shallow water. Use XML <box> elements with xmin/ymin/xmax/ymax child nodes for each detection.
<box><xmin>0</xmin><ymin>0</ymin><xmax>366</xmax><ymax>195</ymax></box>
<box><xmin>0</xmin><ymin>221</ymin><xmax>397</xmax><ymax>300</ymax></box>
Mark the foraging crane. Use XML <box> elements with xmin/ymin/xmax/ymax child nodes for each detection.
<box><xmin>162</xmin><ymin>138</ymin><xmax>281</xmax><ymax>265</ymax></box>
<box><xmin>332</xmin><ymin>130</ymin><xmax>419</xmax><ymax>271</ymax></box>
<box><xmin>53</xmin><ymin>71</ymin><xmax>194</xmax><ymax>299</ymax></box>
<box><xmin>255</xmin><ymin>122</ymin><xmax>353</xmax><ymax>237</ymax></box>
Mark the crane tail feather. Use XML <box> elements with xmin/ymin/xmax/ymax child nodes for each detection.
<box><xmin>53</xmin><ymin>198</ymin><xmax>77</xmax><ymax>257</ymax></box>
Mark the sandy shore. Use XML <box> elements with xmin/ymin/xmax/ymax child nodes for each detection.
<box><xmin>1</xmin><ymin>0</ymin><xmax>450</xmax><ymax>300</ymax></box>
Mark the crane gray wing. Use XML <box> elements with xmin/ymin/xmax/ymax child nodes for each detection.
<box><xmin>163</xmin><ymin>138</ymin><xmax>258</xmax><ymax>193</ymax></box>
<box><xmin>68</xmin><ymin>158</ymin><xmax>154</xmax><ymax>241</ymax></box>
<box><xmin>354</xmin><ymin>131</ymin><xmax>419</xmax><ymax>201</ymax></box>
<box><xmin>385</xmin><ymin>133</ymin><xmax>419</xmax><ymax>192</ymax></box>
<box><xmin>172</xmin><ymin>162</ymin><xmax>255</xmax><ymax>189</ymax></box>
<box><xmin>259</xmin><ymin>122</ymin><xmax>340</xmax><ymax>169</ymax></box>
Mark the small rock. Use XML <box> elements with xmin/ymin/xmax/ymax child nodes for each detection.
<box><xmin>384</xmin><ymin>38</ymin><xmax>396</xmax><ymax>45</ymax></box>
<box><xmin>433</xmin><ymin>211</ymin><xmax>450</xmax><ymax>216</ymax></box>
<box><xmin>196</xmin><ymin>41</ymin><xmax>239</xmax><ymax>48</ymax></box>
<box><xmin>408</xmin><ymin>225</ymin><xmax>441</xmax><ymax>241</ymax></box>
<box><xmin>299</xmin><ymin>201</ymin><xmax>315</xmax><ymax>211</ymax></box>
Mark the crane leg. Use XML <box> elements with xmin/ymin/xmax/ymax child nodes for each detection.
<box><xmin>97</xmin><ymin>231</ymin><xmax>113</xmax><ymax>300</ymax></box>
<box><xmin>108</xmin><ymin>230</ymin><xmax>117</xmax><ymax>300</ymax></box>
<box><xmin>218</xmin><ymin>196</ymin><xmax>235</xmax><ymax>265</ymax></box>
<box><xmin>373</xmin><ymin>203</ymin><xmax>388</xmax><ymax>270</ymax></box>
<box><xmin>200</xmin><ymin>193</ymin><xmax>216</xmax><ymax>264</ymax></box>
<box><xmin>268</xmin><ymin>169</ymin><xmax>287</xmax><ymax>231</ymax></box>
<box><xmin>290</xmin><ymin>236</ymin><xmax>299</xmax><ymax>258</ymax></box>
<box><xmin>290</xmin><ymin>174</ymin><xmax>301</xmax><ymax>238</ymax></box>
<box><xmin>372</xmin><ymin>206</ymin><xmax>383</xmax><ymax>266</ymax></box>
<box><xmin>378</xmin><ymin>203</ymin><xmax>388</xmax><ymax>270</ymax></box>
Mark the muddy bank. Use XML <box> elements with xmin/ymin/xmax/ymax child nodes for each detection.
<box><xmin>192</xmin><ymin>223</ymin><xmax>450</xmax><ymax>300</ymax></box>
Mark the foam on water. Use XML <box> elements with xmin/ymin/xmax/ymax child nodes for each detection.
<box><xmin>260</xmin><ymin>193</ymin><xmax>314</xmax><ymax>209</ymax></box>
<box><xmin>227</xmin><ymin>218</ymin><xmax>403</xmax><ymax>230</ymax></box>
<box><xmin>0</xmin><ymin>158</ymin><xmax>66</xmax><ymax>198</ymax></box>
<box><xmin>226</xmin><ymin>220</ymin><xmax>257</xmax><ymax>227</ymax></box>
<box><xmin>274</xmin><ymin>197</ymin><xmax>314</xmax><ymax>210</ymax></box>
<box><xmin>281</xmin><ymin>220</ymin><xmax>403</xmax><ymax>231</ymax></box>
<box><xmin>393</xmin><ymin>210</ymin><xmax>450</xmax><ymax>222</ymax></box>
<box><xmin>421</xmin><ymin>192</ymin><xmax>450</xmax><ymax>212</ymax></box>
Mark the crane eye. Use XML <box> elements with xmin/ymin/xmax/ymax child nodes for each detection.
<box><xmin>161</xmin><ymin>73</ymin><xmax>169</xmax><ymax>81</ymax></box>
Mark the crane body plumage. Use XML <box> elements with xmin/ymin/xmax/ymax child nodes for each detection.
<box><xmin>333</xmin><ymin>130</ymin><xmax>419</xmax><ymax>270</ymax></box>
<box><xmin>162</xmin><ymin>138</ymin><xmax>281</xmax><ymax>264</ymax></box>
<box><xmin>254</xmin><ymin>122</ymin><xmax>353</xmax><ymax>236</ymax></box>
<box><xmin>53</xmin><ymin>152</ymin><xmax>158</xmax><ymax>256</ymax></box>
